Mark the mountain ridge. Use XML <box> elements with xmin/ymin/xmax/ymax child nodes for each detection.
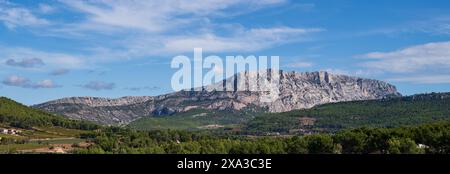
<box><xmin>34</xmin><ymin>71</ymin><xmax>401</xmax><ymax>125</ymax></box>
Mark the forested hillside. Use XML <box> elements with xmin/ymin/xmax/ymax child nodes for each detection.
<box><xmin>1</xmin><ymin>95</ymin><xmax>449</xmax><ymax>154</ymax></box>
<box><xmin>244</xmin><ymin>92</ymin><xmax>450</xmax><ymax>134</ymax></box>
<box><xmin>0</xmin><ymin>97</ymin><xmax>98</xmax><ymax>130</ymax></box>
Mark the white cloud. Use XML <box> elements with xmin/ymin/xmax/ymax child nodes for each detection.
<box><xmin>50</xmin><ymin>68</ymin><xmax>70</xmax><ymax>76</ymax></box>
<box><xmin>51</xmin><ymin>0</ymin><xmax>321</xmax><ymax>55</ymax></box>
<box><xmin>388</xmin><ymin>75</ymin><xmax>450</xmax><ymax>84</ymax></box>
<box><xmin>0</xmin><ymin>2</ymin><xmax>50</xmax><ymax>29</ymax></box>
<box><xmin>161</xmin><ymin>27</ymin><xmax>323</xmax><ymax>53</ymax></box>
<box><xmin>58</xmin><ymin>0</ymin><xmax>286</xmax><ymax>33</ymax></box>
<box><xmin>362</xmin><ymin>15</ymin><xmax>450</xmax><ymax>37</ymax></box>
<box><xmin>124</xmin><ymin>86</ymin><xmax>161</xmax><ymax>92</ymax></box>
<box><xmin>34</xmin><ymin>79</ymin><xmax>61</xmax><ymax>88</ymax></box>
<box><xmin>2</xmin><ymin>75</ymin><xmax>29</xmax><ymax>87</ymax></box>
<box><xmin>410</xmin><ymin>16</ymin><xmax>450</xmax><ymax>36</ymax></box>
<box><xmin>283</xmin><ymin>61</ymin><xmax>313</xmax><ymax>68</ymax></box>
<box><xmin>38</xmin><ymin>4</ymin><xmax>56</xmax><ymax>14</ymax></box>
<box><xmin>72</xmin><ymin>26</ymin><xmax>323</xmax><ymax>61</ymax></box>
<box><xmin>360</xmin><ymin>41</ymin><xmax>450</xmax><ymax>73</ymax></box>
<box><xmin>5</xmin><ymin>58</ymin><xmax>45</xmax><ymax>68</ymax></box>
<box><xmin>80</xmin><ymin>81</ymin><xmax>115</xmax><ymax>91</ymax></box>
<box><xmin>2</xmin><ymin>75</ymin><xmax>61</xmax><ymax>89</ymax></box>
<box><xmin>0</xmin><ymin>0</ymin><xmax>322</xmax><ymax>68</ymax></box>
<box><xmin>0</xmin><ymin>46</ymin><xmax>86</xmax><ymax>70</ymax></box>
<box><xmin>358</xmin><ymin>41</ymin><xmax>450</xmax><ymax>84</ymax></box>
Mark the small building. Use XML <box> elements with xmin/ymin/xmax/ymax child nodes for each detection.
<box><xmin>299</xmin><ymin>117</ymin><xmax>316</xmax><ymax>126</ymax></box>
<box><xmin>1</xmin><ymin>129</ymin><xmax>8</xmax><ymax>134</ymax></box>
<box><xmin>0</xmin><ymin>128</ymin><xmax>22</xmax><ymax>135</ymax></box>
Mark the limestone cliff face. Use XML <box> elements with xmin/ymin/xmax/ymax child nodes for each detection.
<box><xmin>264</xmin><ymin>71</ymin><xmax>401</xmax><ymax>112</ymax></box>
<box><xmin>34</xmin><ymin>71</ymin><xmax>401</xmax><ymax>125</ymax></box>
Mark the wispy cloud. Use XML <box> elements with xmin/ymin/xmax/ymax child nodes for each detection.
<box><xmin>54</xmin><ymin>0</ymin><xmax>321</xmax><ymax>55</ymax></box>
<box><xmin>0</xmin><ymin>0</ymin><xmax>324</xmax><ymax>63</ymax></box>
<box><xmin>5</xmin><ymin>58</ymin><xmax>45</xmax><ymax>68</ymax></box>
<box><xmin>359</xmin><ymin>41</ymin><xmax>450</xmax><ymax>73</ymax></box>
<box><xmin>283</xmin><ymin>61</ymin><xmax>314</xmax><ymax>68</ymax></box>
<box><xmin>38</xmin><ymin>3</ymin><xmax>56</xmax><ymax>14</ymax></box>
<box><xmin>360</xmin><ymin>15</ymin><xmax>450</xmax><ymax>37</ymax></box>
<box><xmin>0</xmin><ymin>1</ymin><xmax>50</xmax><ymax>29</ymax></box>
<box><xmin>413</xmin><ymin>16</ymin><xmax>450</xmax><ymax>35</ymax></box>
<box><xmin>33</xmin><ymin>79</ymin><xmax>61</xmax><ymax>88</ymax></box>
<box><xmin>124</xmin><ymin>86</ymin><xmax>161</xmax><ymax>92</ymax></box>
<box><xmin>0</xmin><ymin>46</ymin><xmax>86</xmax><ymax>70</ymax></box>
<box><xmin>58</xmin><ymin>0</ymin><xmax>287</xmax><ymax>33</ymax></box>
<box><xmin>2</xmin><ymin>75</ymin><xmax>29</xmax><ymax>87</ymax></box>
<box><xmin>80</xmin><ymin>81</ymin><xmax>115</xmax><ymax>91</ymax></box>
<box><xmin>0</xmin><ymin>0</ymin><xmax>326</xmax><ymax>94</ymax></box>
<box><xmin>358</xmin><ymin>41</ymin><xmax>450</xmax><ymax>84</ymax></box>
<box><xmin>161</xmin><ymin>27</ymin><xmax>324</xmax><ymax>53</ymax></box>
<box><xmin>2</xmin><ymin>75</ymin><xmax>61</xmax><ymax>89</ymax></box>
<box><xmin>388</xmin><ymin>75</ymin><xmax>450</xmax><ymax>84</ymax></box>
<box><xmin>49</xmin><ymin>68</ymin><xmax>70</xmax><ymax>76</ymax></box>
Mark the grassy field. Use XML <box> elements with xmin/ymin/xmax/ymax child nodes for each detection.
<box><xmin>0</xmin><ymin>143</ymin><xmax>47</xmax><ymax>152</ymax></box>
<box><xmin>34</xmin><ymin>127</ymin><xmax>90</xmax><ymax>137</ymax></box>
<box><xmin>0</xmin><ymin>137</ymin><xmax>87</xmax><ymax>153</ymax></box>
<box><xmin>31</xmin><ymin>138</ymin><xmax>85</xmax><ymax>144</ymax></box>
<box><xmin>14</xmin><ymin>127</ymin><xmax>90</xmax><ymax>140</ymax></box>
<box><xmin>0</xmin><ymin>134</ymin><xmax>27</xmax><ymax>140</ymax></box>
<box><xmin>0</xmin><ymin>127</ymin><xmax>89</xmax><ymax>153</ymax></box>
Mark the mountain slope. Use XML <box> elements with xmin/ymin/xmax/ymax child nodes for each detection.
<box><xmin>0</xmin><ymin>97</ymin><xmax>98</xmax><ymax>130</ymax></box>
<box><xmin>34</xmin><ymin>71</ymin><xmax>401</xmax><ymax>125</ymax></box>
<box><xmin>244</xmin><ymin>92</ymin><xmax>450</xmax><ymax>134</ymax></box>
<box><xmin>128</xmin><ymin>92</ymin><xmax>450</xmax><ymax>134</ymax></box>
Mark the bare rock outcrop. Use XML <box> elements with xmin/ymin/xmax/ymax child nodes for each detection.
<box><xmin>34</xmin><ymin>71</ymin><xmax>401</xmax><ymax>125</ymax></box>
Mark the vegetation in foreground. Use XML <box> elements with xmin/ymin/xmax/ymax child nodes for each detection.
<box><xmin>0</xmin><ymin>97</ymin><xmax>99</xmax><ymax>153</ymax></box>
<box><xmin>73</xmin><ymin>121</ymin><xmax>450</xmax><ymax>154</ymax></box>
<box><xmin>1</xmin><ymin>94</ymin><xmax>450</xmax><ymax>154</ymax></box>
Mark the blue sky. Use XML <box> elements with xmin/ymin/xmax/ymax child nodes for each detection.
<box><xmin>1</xmin><ymin>0</ymin><xmax>450</xmax><ymax>105</ymax></box>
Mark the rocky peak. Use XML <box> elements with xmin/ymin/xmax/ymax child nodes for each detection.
<box><xmin>34</xmin><ymin>71</ymin><xmax>401</xmax><ymax>125</ymax></box>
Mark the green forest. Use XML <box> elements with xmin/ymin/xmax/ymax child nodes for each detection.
<box><xmin>245</xmin><ymin>92</ymin><xmax>450</xmax><ymax>134</ymax></box>
<box><xmin>1</xmin><ymin>93</ymin><xmax>450</xmax><ymax>154</ymax></box>
<box><xmin>0</xmin><ymin>97</ymin><xmax>98</xmax><ymax>130</ymax></box>
<box><xmin>75</xmin><ymin>121</ymin><xmax>450</xmax><ymax>154</ymax></box>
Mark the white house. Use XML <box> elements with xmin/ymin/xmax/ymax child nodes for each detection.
<box><xmin>0</xmin><ymin>128</ymin><xmax>22</xmax><ymax>135</ymax></box>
